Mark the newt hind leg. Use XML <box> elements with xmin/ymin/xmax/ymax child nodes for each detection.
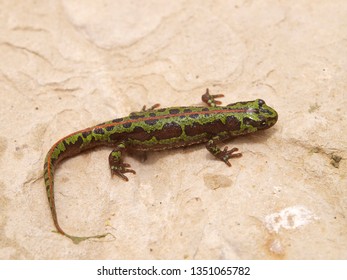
<box><xmin>109</xmin><ymin>142</ymin><xmax>136</xmax><ymax>181</ymax></box>
<box><xmin>201</xmin><ymin>88</ymin><xmax>225</xmax><ymax>107</ymax></box>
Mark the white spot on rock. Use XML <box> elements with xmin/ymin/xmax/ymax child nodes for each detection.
<box><xmin>264</xmin><ymin>205</ymin><xmax>318</xmax><ymax>233</ymax></box>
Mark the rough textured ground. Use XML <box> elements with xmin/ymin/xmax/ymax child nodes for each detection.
<box><xmin>0</xmin><ymin>0</ymin><xmax>346</xmax><ymax>259</ymax></box>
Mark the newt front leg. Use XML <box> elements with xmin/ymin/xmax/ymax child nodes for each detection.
<box><xmin>202</xmin><ymin>89</ymin><xmax>243</xmax><ymax>166</ymax></box>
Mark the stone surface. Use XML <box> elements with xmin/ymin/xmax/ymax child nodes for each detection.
<box><xmin>0</xmin><ymin>0</ymin><xmax>346</xmax><ymax>259</ymax></box>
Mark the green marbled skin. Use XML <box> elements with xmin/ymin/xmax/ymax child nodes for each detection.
<box><xmin>44</xmin><ymin>89</ymin><xmax>278</xmax><ymax>244</ymax></box>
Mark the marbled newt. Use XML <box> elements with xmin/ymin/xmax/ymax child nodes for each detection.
<box><xmin>44</xmin><ymin>89</ymin><xmax>278</xmax><ymax>244</ymax></box>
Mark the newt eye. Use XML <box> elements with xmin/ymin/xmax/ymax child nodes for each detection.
<box><xmin>258</xmin><ymin>99</ymin><xmax>265</xmax><ymax>106</ymax></box>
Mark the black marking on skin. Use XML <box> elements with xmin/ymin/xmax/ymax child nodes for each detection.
<box><xmin>226</xmin><ymin>115</ymin><xmax>241</xmax><ymax>130</ymax></box>
<box><xmin>50</xmin><ymin>154</ymin><xmax>57</xmax><ymax>167</ymax></box>
<box><xmin>243</xmin><ymin>117</ymin><xmax>261</xmax><ymax>128</ymax></box>
<box><xmin>129</xmin><ymin>114</ymin><xmax>145</xmax><ymax>120</ymax></box>
<box><xmin>260</xmin><ymin>108</ymin><xmax>272</xmax><ymax>115</ymax></box>
<box><xmin>201</xmin><ymin>107</ymin><xmax>209</xmax><ymax>111</ymax></box>
<box><xmin>185</xmin><ymin>120</ymin><xmax>225</xmax><ymax>137</ymax></box>
<box><xmin>94</xmin><ymin>128</ymin><xmax>105</xmax><ymax>134</ymax></box>
<box><xmin>105</xmin><ymin>125</ymin><xmax>114</xmax><ymax>132</ymax></box>
<box><xmin>56</xmin><ymin>135</ymin><xmax>85</xmax><ymax>163</ymax></box>
<box><xmin>189</xmin><ymin>114</ymin><xmax>199</xmax><ymax>119</ymax></box>
<box><xmin>129</xmin><ymin>126</ymin><xmax>153</xmax><ymax>141</ymax></box>
<box><xmin>154</xmin><ymin>122</ymin><xmax>183</xmax><ymax>140</ymax></box>
<box><xmin>183</xmin><ymin>108</ymin><xmax>192</xmax><ymax>113</ymax></box>
<box><xmin>109</xmin><ymin>131</ymin><xmax>121</xmax><ymax>141</ymax></box>
<box><xmin>82</xmin><ymin>131</ymin><xmax>91</xmax><ymax>138</ymax></box>
<box><xmin>169</xmin><ymin>109</ymin><xmax>180</xmax><ymax>114</ymax></box>
<box><xmin>123</xmin><ymin>122</ymin><xmax>132</xmax><ymax>128</ymax></box>
<box><xmin>145</xmin><ymin>119</ymin><xmax>159</xmax><ymax>125</ymax></box>
<box><xmin>149</xmin><ymin>113</ymin><xmax>156</xmax><ymax>117</ymax></box>
<box><xmin>112</xmin><ymin>118</ymin><xmax>124</xmax><ymax>123</ymax></box>
<box><xmin>158</xmin><ymin>108</ymin><xmax>166</xmax><ymax>112</ymax></box>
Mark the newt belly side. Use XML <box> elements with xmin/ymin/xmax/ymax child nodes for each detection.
<box><xmin>43</xmin><ymin>89</ymin><xmax>278</xmax><ymax>244</ymax></box>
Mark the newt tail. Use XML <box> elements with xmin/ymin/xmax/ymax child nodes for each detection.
<box><xmin>44</xmin><ymin>134</ymin><xmax>111</xmax><ymax>244</ymax></box>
